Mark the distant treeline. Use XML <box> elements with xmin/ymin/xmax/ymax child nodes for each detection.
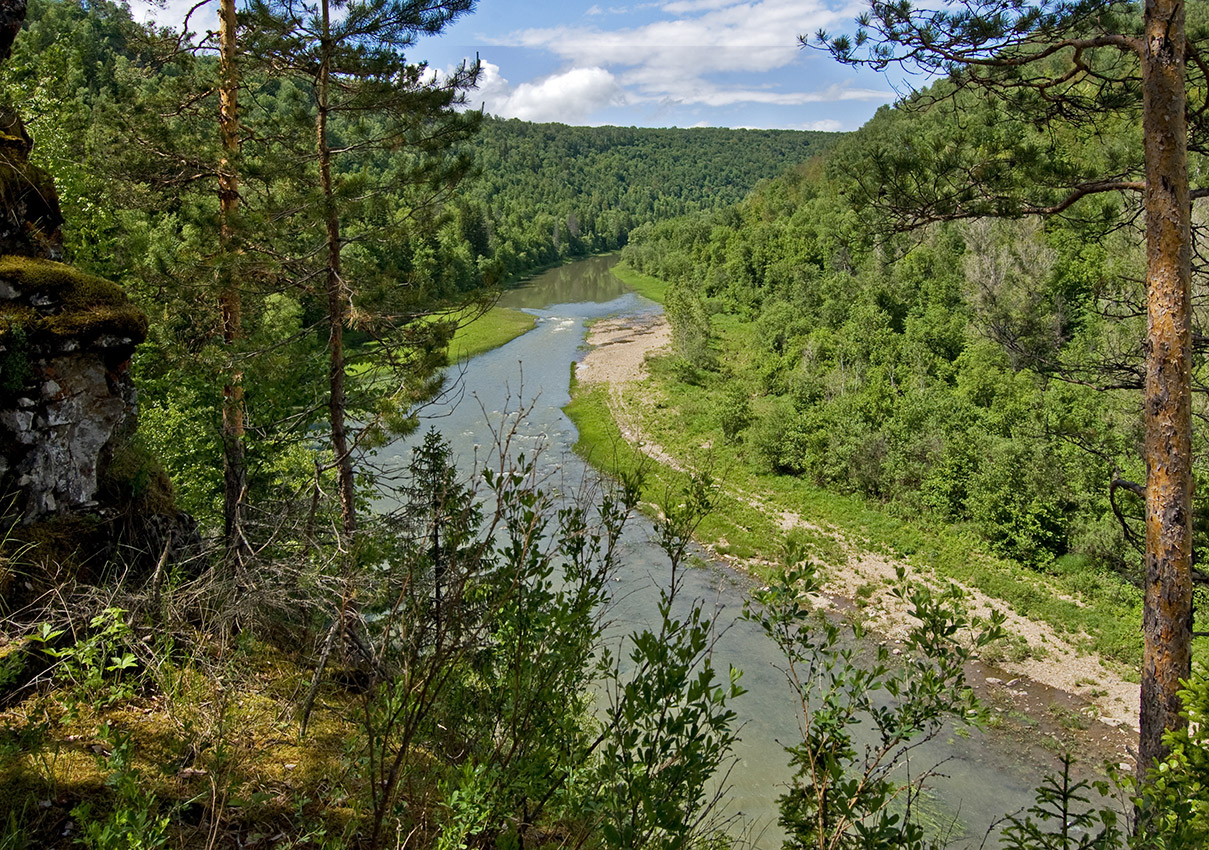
<box><xmin>465</xmin><ymin>117</ymin><xmax>839</xmax><ymax>281</ymax></box>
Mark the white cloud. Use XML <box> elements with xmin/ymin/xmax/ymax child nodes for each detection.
<box><xmin>138</xmin><ymin>0</ymin><xmax>216</xmax><ymax>33</ymax></box>
<box><xmin>468</xmin><ymin>62</ymin><xmax>626</xmax><ymax>124</ymax></box>
<box><xmin>797</xmin><ymin>118</ymin><xmax>844</xmax><ymax>131</ymax></box>
<box><xmin>476</xmin><ymin>0</ymin><xmax>885</xmax><ymax>123</ymax></box>
<box><xmin>503</xmin><ymin>0</ymin><xmax>848</xmax><ymax>74</ymax></box>
<box><xmin>468</xmin><ymin>61</ymin><xmax>515</xmax><ymax>110</ymax></box>
<box><xmin>610</xmin><ymin>64</ymin><xmax>891</xmax><ymax>109</ymax></box>
<box><xmin>659</xmin><ymin>0</ymin><xmax>739</xmax><ymax>13</ymax></box>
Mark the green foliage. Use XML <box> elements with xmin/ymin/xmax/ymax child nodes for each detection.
<box><xmin>749</xmin><ymin>563</ymin><xmax>1002</xmax><ymax>849</ymax></box>
<box><xmin>718</xmin><ymin>384</ymin><xmax>751</xmax><ymax>443</ymax></box>
<box><xmin>1135</xmin><ymin>668</ymin><xmax>1209</xmax><ymax>846</ymax></box>
<box><xmin>468</xmin><ymin>118</ymin><xmax>838</xmax><ymax>282</ymax></box>
<box><xmin>38</xmin><ymin>607</ymin><xmax>140</xmax><ymax>709</ymax></box>
<box><xmin>619</xmin><ymin>92</ymin><xmax>1174</xmax><ymax>596</ymax></box>
<box><xmin>0</xmin><ymin>323</ymin><xmax>30</xmax><ymax>394</ymax></box>
<box><xmin>71</xmin><ymin>724</ymin><xmax>170</xmax><ymax>850</ymax></box>
<box><xmin>665</xmin><ymin>279</ymin><xmax>715</xmax><ymax>377</ymax></box>
<box><xmin>437</xmin><ymin>763</ymin><xmax>495</xmax><ymax>850</ymax></box>
<box><xmin>343</xmin><ymin>431</ymin><xmax>737</xmax><ymax>849</ymax></box>
<box><xmin>965</xmin><ymin>437</ymin><xmax>1072</xmax><ymax>567</ymax></box>
<box><xmin>997</xmin><ymin>755</ymin><xmax>1123</xmax><ymax>850</ymax></box>
<box><xmin>595</xmin><ymin>474</ymin><xmax>743</xmax><ymax>850</ymax></box>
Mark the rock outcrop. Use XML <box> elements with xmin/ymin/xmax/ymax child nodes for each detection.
<box><xmin>0</xmin><ymin>256</ymin><xmax>147</xmax><ymax>519</ymax></box>
<box><xmin>0</xmin><ymin>57</ymin><xmax>152</xmax><ymax>526</ymax></box>
<box><xmin>0</xmin><ymin>3</ymin><xmax>201</xmax><ymax>606</ymax></box>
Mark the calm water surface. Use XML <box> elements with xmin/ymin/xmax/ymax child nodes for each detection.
<box><xmin>377</xmin><ymin>255</ymin><xmax>1070</xmax><ymax>846</ymax></box>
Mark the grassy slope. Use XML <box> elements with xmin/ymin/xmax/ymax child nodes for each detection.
<box><xmin>569</xmin><ymin>269</ymin><xmax>1177</xmax><ymax>672</ymax></box>
<box><xmin>609</xmin><ymin>265</ymin><xmax>669</xmax><ymax>303</ymax></box>
<box><xmin>349</xmin><ymin>305</ymin><xmax>537</xmax><ymax>386</ymax></box>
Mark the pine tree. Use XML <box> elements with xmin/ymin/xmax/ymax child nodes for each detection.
<box><xmin>240</xmin><ymin>0</ymin><xmax>480</xmax><ymax>535</ymax></box>
<box><xmin>217</xmin><ymin>0</ymin><xmax>249</xmax><ymax>575</ymax></box>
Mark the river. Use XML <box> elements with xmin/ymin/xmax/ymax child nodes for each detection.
<box><xmin>376</xmin><ymin>255</ymin><xmax>1089</xmax><ymax>847</ymax></box>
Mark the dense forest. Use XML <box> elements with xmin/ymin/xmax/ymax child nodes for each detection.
<box><xmin>2</xmin><ymin>0</ymin><xmax>1209</xmax><ymax>847</ymax></box>
<box><xmin>624</xmin><ymin>154</ymin><xmax>1154</xmax><ymax>572</ymax></box>
<box><xmin>466</xmin><ymin>118</ymin><xmax>836</xmax><ymax>280</ymax></box>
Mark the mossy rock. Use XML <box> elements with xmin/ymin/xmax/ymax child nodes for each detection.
<box><xmin>0</xmin><ymin>256</ymin><xmax>147</xmax><ymax>348</ymax></box>
<box><xmin>97</xmin><ymin>434</ymin><xmax>177</xmax><ymax>518</ymax></box>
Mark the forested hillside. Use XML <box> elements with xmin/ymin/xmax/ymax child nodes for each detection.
<box><xmin>623</xmin><ymin>81</ymin><xmax>1208</xmax><ymax>586</ymax></box>
<box><xmin>617</xmin><ymin>2</ymin><xmax>1209</xmax><ymax>798</ymax></box>
<box><xmin>467</xmin><ymin>118</ymin><xmax>836</xmax><ymax>279</ymax></box>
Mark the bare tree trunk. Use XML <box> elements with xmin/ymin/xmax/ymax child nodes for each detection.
<box><xmin>218</xmin><ymin>0</ymin><xmax>249</xmax><ymax>573</ymax></box>
<box><xmin>317</xmin><ymin>0</ymin><xmax>357</xmax><ymax>536</ymax></box>
<box><xmin>1139</xmin><ymin>0</ymin><xmax>1193</xmax><ymax>773</ymax></box>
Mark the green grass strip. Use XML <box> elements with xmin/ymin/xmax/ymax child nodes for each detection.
<box><xmin>347</xmin><ymin>305</ymin><xmax>537</xmax><ymax>388</ymax></box>
<box><xmin>611</xmin><ymin>263</ymin><xmax>669</xmax><ymax>304</ymax></box>
<box><xmin>447</xmin><ymin>305</ymin><xmax>537</xmax><ymax>362</ymax></box>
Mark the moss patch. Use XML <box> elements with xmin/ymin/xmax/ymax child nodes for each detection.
<box><xmin>97</xmin><ymin>434</ymin><xmax>177</xmax><ymax>518</ymax></box>
<box><xmin>0</xmin><ymin>256</ymin><xmax>147</xmax><ymax>347</ymax></box>
<box><xmin>0</xmin><ymin>639</ymin><xmax>365</xmax><ymax>849</ymax></box>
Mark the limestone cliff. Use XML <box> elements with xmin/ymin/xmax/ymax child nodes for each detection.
<box><xmin>0</xmin><ymin>256</ymin><xmax>148</xmax><ymax>519</ymax></box>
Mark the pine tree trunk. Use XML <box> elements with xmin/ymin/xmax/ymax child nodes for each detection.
<box><xmin>317</xmin><ymin>0</ymin><xmax>357</xmax><ymax>535</ymax></box>
<box><xmin>1138</xmin><ymin>0</ymin><xmax>1193</xmax><ymax>773</ymax></box>
<box><xmin>218</xmin><ymin>0</ymin><xmax>249</xmax><ymax>572</ymax></box>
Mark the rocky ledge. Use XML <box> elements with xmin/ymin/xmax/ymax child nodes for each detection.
<box><xmin>0</xmin><ymin>255</ymin><xmax>148</xmax><ymax>520</ymax></box>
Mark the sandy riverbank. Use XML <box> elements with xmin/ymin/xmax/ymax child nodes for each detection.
<box><xmin>576</xmin><ymin>314</ymin><xmax>671</xmax><ymax>386</ymax></box>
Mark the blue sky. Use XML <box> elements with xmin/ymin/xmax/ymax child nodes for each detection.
<box><xmin>148</xmin><ymin>0</ymin><xmax>900</xmax><ymax>131</ymax></box>
<box><xmin>423</xmin><ymin>0</ymin><xmax>897</xmax><ymax>130</ymax></box>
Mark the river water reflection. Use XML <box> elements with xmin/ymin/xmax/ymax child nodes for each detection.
<box><xmin>377</xmin><ymin>255</ymin><xmax>1069</xmax><ymax>846</ymax></box>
